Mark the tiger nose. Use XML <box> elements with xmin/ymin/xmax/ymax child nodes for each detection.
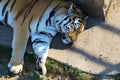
<box><xmin>71</xmin><ymin>36</ymin><xmax>77</xmax><ymax>42</ymax></box>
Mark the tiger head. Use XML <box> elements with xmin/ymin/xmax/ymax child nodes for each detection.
<box><xmin>54</xmin><ymin>3</ymin><xmax>86</xmax><ymax>44</ymax></box>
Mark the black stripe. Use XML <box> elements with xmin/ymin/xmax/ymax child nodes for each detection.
<box><xmin>21</xmin><ymin>0</ymin><xmax>38</xmax><ymax>25</ymax></box>
<box><xmin>46</xmin><ymin>4</ymin><xmax>59</xmax><ymax>26</ymax></box>
<box><xmin>10</xmin><ymin>0</ymin><xmax>17</xmax><ymax>11</ymax></box>
<box><xmin>36</xmin><ymin>16</ymin><xmax>41</xmax><ymax>32</ymax></box>
<box><xmin>72</xmin><ymin>16</ymin><xmax>77</xmax><ymax>21</ymax></box>
<box><xmin>4</xmin><ymin>11</ymin><xmax>8</xmax><ymax>25</ymax></box>
<box><xmin>39</xmin><ymin>32</ymin><xmax>53</xmax><ymax>38</ymax></box>
<box><xmin>36</xmin><ymin>0</ymin><xmax>53</xmax><ymax>27</ymax></box>
<box><xmin>28</xmin><ymin>16</ymin><xmax>33</xmax><ymax>33</ymax></box>
<box><xmin>64</xmin><ymin>16</ymin><xmax>69</xmax><ymax>20</ymax></box>
<box><xmin>34</xmin><ymin>0</ymin><xmax>54</xmax><ymax>27</ymax></box>
<box><xmin>58</xmin><ymin>16</ymin><xmax>69</xmax><ymax>25</ymax></box>
<box><xmin>63</xmin><ymin>18</ymin><xmax>71</xmax><ymax>26</ymax></box>
<box><xmin>59</xmin><ymin>26</ymin><xmax>62</xmax><ymax>32</ymax></box>
<box><xmin>2</xmin><ymin>0</ymin><xmax>11</xmax><ymax>16</ymax></box>
<box><xmin>48</xmin><ymin>33</ymin><xmax>54</xmax><ymax>38</ymax></box>
<box><xmin>32</xmin><ymin>39</ymin><xmax>48</xmax><ymax>45</ymax></box>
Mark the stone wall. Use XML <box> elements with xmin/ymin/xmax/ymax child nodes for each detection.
<box><xmin>72</xmin><ymin>0</ymin><xmax>113</xmax><ymax>21</ymax></box>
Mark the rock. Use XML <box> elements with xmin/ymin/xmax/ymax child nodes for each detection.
<box><xmin>73</xmin><ymin>0</ymin><xmax>120</xmax><ymax>22</ymax></box>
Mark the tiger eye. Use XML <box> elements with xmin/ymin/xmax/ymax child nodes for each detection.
<box><xmin>78</xmin><ymin>20</ymin><xmax>81</xmax><ymax>22</ymax></box>
<box><xmin>74</xmin><ymin>23</ymin><xmax>77</xmax><ymax>25</ymax></box>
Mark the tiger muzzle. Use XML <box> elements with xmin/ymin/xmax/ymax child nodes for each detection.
<box><xmin>68</xmin><ymin>30</ymin><xmax>77</xmax><ymax>42</ymax></box>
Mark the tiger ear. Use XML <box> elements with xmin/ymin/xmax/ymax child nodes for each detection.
<box><xmin>67</xmin><ymin>3</ymin><xmax>76</xmax><ymax>15</ymax></box>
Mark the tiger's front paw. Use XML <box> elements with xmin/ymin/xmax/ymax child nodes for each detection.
<box><xmin>8</xmin><ymin>62</ymin><xmax>23</xmax><ymax>74</ymax></box>
<box><xmin>36</xmin><ymin>58</ymin><xmax>47</xmax><ymax>75</ymax></box>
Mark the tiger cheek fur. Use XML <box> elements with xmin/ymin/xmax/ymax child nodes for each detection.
<box><xmin>0</xmin><ymin>0</ymin><xmax>85</xmax><ymax>75</ymax></box>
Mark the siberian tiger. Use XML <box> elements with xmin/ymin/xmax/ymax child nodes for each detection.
<box><xmin>0</xmin><ymin>0</ymin><xmax>86</xmax><ymax>75</ymax></box>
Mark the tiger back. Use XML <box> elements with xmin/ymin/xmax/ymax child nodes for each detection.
<box><xmin>0</xmin><ymin>0</ymin><xmax>70</xmax><ymax>27</ymax></box>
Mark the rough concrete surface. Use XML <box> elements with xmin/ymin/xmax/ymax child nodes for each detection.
<box><xmin>0</xmin><ymin>0</ymin><xmax>120</xmax><ymax>75</ymax></box>
<box><xmin>73</xmin><ymin>0</ymin><xmax>105</xmax><ymax>20</ymax></box>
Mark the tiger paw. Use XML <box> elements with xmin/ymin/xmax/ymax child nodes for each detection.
<box><xmin>8</xmin><ymin>63</ymin><xmax>23</xmax><ymax>74</ymax></box>
<box><xmin>36</xmin><ymin>58</ymin><xmax>47</xmax><ymax>75</ymax></box>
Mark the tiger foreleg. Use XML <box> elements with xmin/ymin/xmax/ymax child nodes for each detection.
<box><xmin>31</xmin><ymin>33</ymin><xmax>51</xmax><ymax>75</ymax></box>
<box><xmin>36</xmin><ymin>57</ymin><xmax>47</xmax><ymax>75</ymax></box>
<box><xmin>8</xmin><ymin>26</ymin><xmax>29</xmax><ymax>74</ymax></box>
<box><xmin>34</xmin><ymin>46</ymin><xmax>48</xmax><ymax>75</ymax></box>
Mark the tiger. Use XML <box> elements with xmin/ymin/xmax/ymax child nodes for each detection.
<box><xmin>0</xmin><ymin>0</ymin><xmax>86</xmax><ymax>75</ymax></box>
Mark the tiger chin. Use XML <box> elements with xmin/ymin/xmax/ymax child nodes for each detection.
<box><xmin>0</xmin><ymin>0</ymin><xmax>86</xmax><ymax>75</ymax></box>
